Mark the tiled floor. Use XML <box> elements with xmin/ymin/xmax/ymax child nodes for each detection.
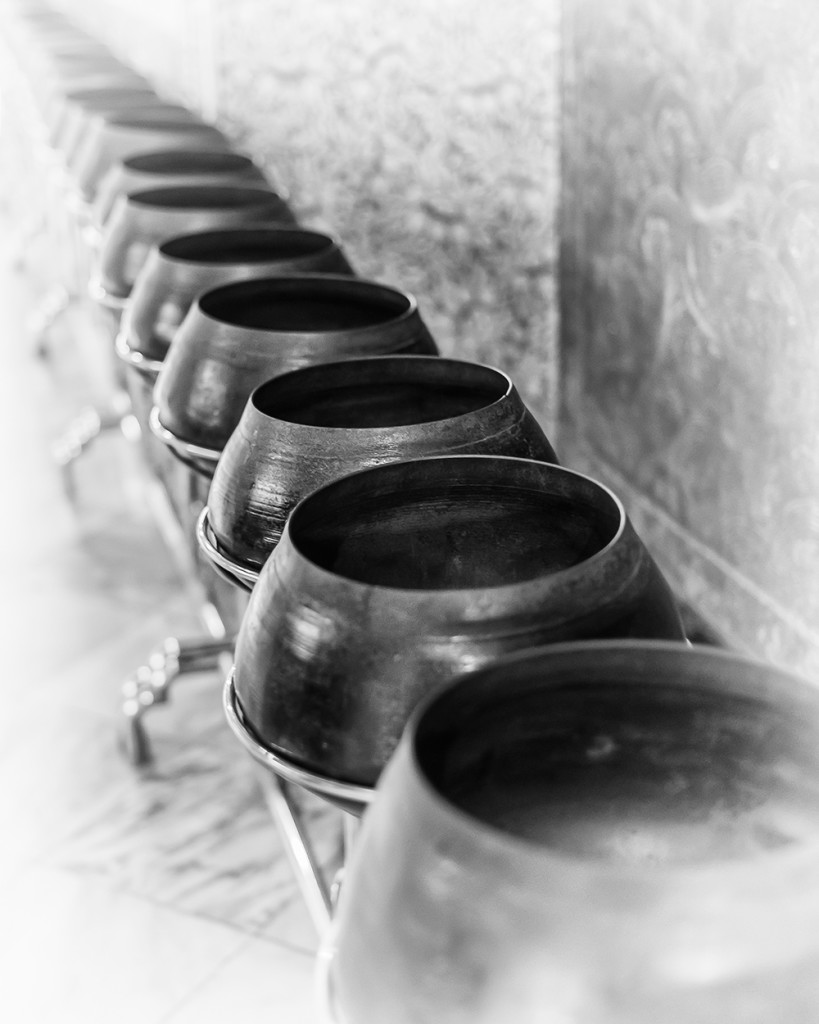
<box><xmin>0</xmin><ymin>215</ymin><xmax>336</xmax><ymax>1021</ymax></box>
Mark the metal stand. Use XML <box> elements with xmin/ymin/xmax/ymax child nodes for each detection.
<box><xmin>27</xmin><ymin>283</ymin><xmax>74</xmax><ymax>358</ymax></box>
<box><xmin>196</xmin><ymin>505</ymin><xmax>260</xmax><ymax>592</ymax></box>
<box><xmin>121</xmin><ymin>631</ymin><xmax>236</xmax><ymax>765</ymax></box>
<box><xmin>116</xmin><ymin>456</ymin><xmax>241</xmax><ymax>764</ymax></box>
<box><xmin>52</xmin><ymin>390</ymin><xmax>136</xmax><ymax>501</ymax></box>
<box><xmin>8</xmin><ymin>209</ymin><xmax>47</xmax><ymax>273</ymax></box>
<box><xmin>223</xmin><ymin>675</ymin><xmax>371</xmax><ymax>936</ymax></box>
<box><xmin>254</xmin><ymin>769</ymin><xmax>333</xmax><ymax>934</ymax></box>
<box><xmin>27</xmin><ymin>172</ymin><xmax>95</xmax><ymax>357</ymax></box>
<box><xmin>51</xmin><ymin>279</ymin><xmax>135</xmax><ymax>495</ymax></box>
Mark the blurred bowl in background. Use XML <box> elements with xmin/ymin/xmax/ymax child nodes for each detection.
<box><xmin>152</xmin><ymin>274</ymin><xmax>438</xmax><ymax>464</ymax></box>
<box><xmin>95</xmin><ymin>184</ymin><xmax>295</xmax><ymax>303</ymax></box>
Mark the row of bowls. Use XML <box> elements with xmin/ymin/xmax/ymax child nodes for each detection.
<box><xmin>11</xmin><ymin>5</ymin><xmax>819</xmax><ymax>1021</ymax></box>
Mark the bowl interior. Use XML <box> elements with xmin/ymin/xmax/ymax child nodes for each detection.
<box><xmin>199</xmin><ymin>279</ymin><xmax>409</xmax><ymax>332</ymax></box>
<box><xmin>124</xmin><ymin>151</ymin><xmax>254</xmax><ymax>175</ymax></box>
<box><xmin>104</xmin><ymin>116</ymin><xmax>206</xmax><ymax>132</ymax></box>
<box><xmin>66</xmin><ymin>88</ymin><xmax>157</xmax><ymax>107</ymax></box>
<box><xmin>128</xmin><ymin>186</ymin><xmax>275</xmax><ymax>210</ymax></box>
<box><xmin>161</xmin><ymin>229</ymin><xmax>328</xmax><ymax>265</ymax></box>
<box><xmin>414</xmin><ymin>648</ymin><xmax>819</xmax><ymax>863</ymax></box>
<box><xmin>253</xmin><ymin>358</ymin><xmax>506</xmax><ymax>428</ymax></box>
<box><xmin>290</xmin><ymin>461</ymin><xmax>620</xmax><ymax>589</ymax></box>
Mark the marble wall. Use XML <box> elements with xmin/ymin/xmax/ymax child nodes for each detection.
<box><xmin>561</xmin><ymin>0</ymin><xmax>819</xmax><ymax>672</ymax></box>
<box><xmin>210</xmin><ymin>0</ymin><xmax>561</xmax><ymax>434</ymax></box>
<box><xmin>50</xmin><ymin>0</ymin><xmax>819</xmax><ymax>674</ymax></box>
<box><xmin>59</xmin><ymin>0</ymin><xmax>562</xmax><ymax>435</ymax></box>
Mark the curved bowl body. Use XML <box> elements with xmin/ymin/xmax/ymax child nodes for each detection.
<box><xmin>206</xmin><ymin>356</ymin><xmax>559</xmax><ymax>579</ymax></box>
<box><xmin>96</xmin><ymin>185</ymin><xmax>295</xmax><ymax>300</ymax></box>
<box><xmin>71</xmin><ymin>115</ymin><xmax>230</xmax><ymax>201</ymax></box>
<box><xmin>48</xmin><ymin>86</ymin><xmax>159</xmax><ymax>155</ymax></box>
<box><xmin>93</xmin><ymin>149</ymin><xmax>269</xmax><ymax>227</ymax></box>
<box><xmin>66</xmin><ymin>104</ymin><xmax>205</xmax><ymax>171</ymax></box>
<box><xmin>232</xmin><ymin>456</ymin><xmax>685</xmax><ymax>788</ymax></box>
<box><xmin>62</xmin><ymin>101</ymin><xmax>198</xmax><ymax>172</ymax></box>
<box><xmin>20</xmin><ymin>31</ymin><xmax>146</xmax><ymax>111</ymax></box>
<box><xmin>326</xmin><ymin>641</ymin><xmax>819</xmax><ymax>1024</ymax></box>
<box><xmin>122</xmin><ymin>227</ymin><xmax>353</xmax><ymax>371</ymax></box>
<box><xmin>58</xmin><ymin>96</ymin><xmax>187</xmax><ymax>159</ymax></box>
<box><xmin>153</xmin><ymin>274</ymin><xmax>438</xmax><ymax>454</ymax></box>
<box><xmin>42</xmin><ymin>71</ymin><xmax>153</xmax><ymax>135</ymax></box>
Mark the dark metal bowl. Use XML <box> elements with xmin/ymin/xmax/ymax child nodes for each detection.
<box><xmin>71</xmin><ymin>113</ymin><xmax>230</xmax><ymax>201</ymax></box>
<box><xmin>203</xmin><ymin>355</ymin><xmax>558</xmax><ymax>589</ymax></box>
<box><xmin>55</xmin><ymin>96</ymin><xmax>185</xmax><ymax>166</ymax></box>
<box><xmin>327</xmin><ymin>641</ymin><xmax>819</xmax><ymax>1023</ymax></box>
<box><xmin>47</xmin><ymin>86</ymin><xmax>159</xmax><ymax>156</ymax></box>
<box><xmin>93</xmin><ymin>149</ymin><xmax>270</xmax><ymax>226</ymax></box>
<box><xmin>42</xmin><ymin>72</ymin><xmax>154</xmax><ymax>137</ymax></box>
<box><xmin>232</xmin><ymin>456</ymin><xmax>685</xmax><ymax>789</ymax></box>
<box><xmin>95</xmin><ymin>184</ymin><xmax>295</xmax><ymax>302</ymax></box>
<box><xmin>152</xmin><ymin>274</ymin><xmax>438</xmax><ymax>461</ymax></box>
<box><xmin>120</xmin><ymin>226</ymin><xmax>352</xmax><ymax>375</ymax></box>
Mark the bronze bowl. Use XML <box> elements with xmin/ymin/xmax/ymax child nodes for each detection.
<box><xmin>40</xmin><ymin>73</ymin><xmax>154</xmax><ymax>149</ymax></box>
<box><xmin>118</xmin><ymin>227</ymin><xmax>353</xmax><ymax>483</ymax></box>
<box><xmin>93</xmin><ymin>184</ymin><xmax>295</xmax><ymax>309</ymax></box>
<box><xmin>201</xmin><ymin>355</ymin><xmax>559</xmax><ymax>591</ymax></box>
<box><xmin>39</xmin><ymin>53</ymin><xmax>147</xmax><ymax>99</ymax></box>
<box><xmin>58</xmin><ymin>97</ymin><xmax>191</xmax><ymax>170</ymax></box>
<box><xmin>93</xmin><ymin>149</ymin><xmax>270</xmax><ymax>227</ymax></box>
<box><xmin>119</xmin><ymin>227</ymin><xmax>353</xmax><ymax>378</ymax></box>
<box><xmin>229</xmin><ymin>456</ymin><xmax>685</xmax><ymax>799</ymax></box>
<box><xmin>71</xmin><ymin>114</ymin><xmax>230</xmax><ymax>201</ymax></box>
<box><xmin>48</xmin><ymin>87</ymin><xmax>160</xmax><ymax>144</ymax></box>
<box><xmin>151</xmin><ymin>275</ymin><xmax>439</xmax><ymax>476</ymax></box>
<box><xmin>324</xmin><ymin>640</ymin><xmax>819</xmax><ymax>1023</ymax></box>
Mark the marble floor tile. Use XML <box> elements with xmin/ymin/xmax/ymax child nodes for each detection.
<box><xmin>0</xmin><ymin>212</ymin><xmax>336</xmax><ymax>1020</ymax></box>
<box><xmin>0</xmin><ymin>866</ymin><xmax>250</xmax><ymax>1024</ymax></box>
<box><xmin>162</xmin><ymin>936</ymin><xmax>321</xmax><ymax>1024</ymax></box>
<box><xmin>42</xmin><ymin>691</ymin><xmax>342</xmax><ymax>953</ymax></box>
<box><xmin>0</xmin><ymin>688</ymin><xmax>340</xmax><ymax>943</ymax></box>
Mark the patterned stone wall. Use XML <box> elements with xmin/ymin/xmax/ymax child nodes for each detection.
<box><xmin>55</xmin><ymin>0</ymin><xmax>561</xmax><ymax>435</ymax></box>
<box><xmin>561</xmin><ymin>0</ymin><xmax>819</xmax><ymax>672</ymax></box>
<box><xmin>212</xmin><ymin>0</ymin><xmax>561</xmax><ymax>435</ymax></box>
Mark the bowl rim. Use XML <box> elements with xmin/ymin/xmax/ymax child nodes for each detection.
<box><xmin>246</xmin><ymin>354</ymin><xmax>515</xmax><ymax>431</ymax></box>
<box><xmin>124</xmin><ymin>182</ymin><xmax>281</xmax><ymax>210</ymax></box>
<box><xmin>401</xmin><ymin>638</ymin><xmax>819</xmax><ymax>875</ymax></box>
<box><xmin>123</xmin><ymin>149</ymin><xmax>257</xmax><ymax>173</ymax></box>
<box><xmin>281</xmin><ymin>454</ymin><xmax>629</xmax><ymax>598</ymax></box>
<box><xmin>194</xmin><ymin>273</ymin><xmax>420</xmax><ymax>335</ymax></box>
<box><xmin>156</xmin><ymin>226</ymin><xmax>340</xmax><ymax>266</ymax></box>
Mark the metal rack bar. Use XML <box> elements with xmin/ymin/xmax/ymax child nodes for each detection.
<box><xmin>254</xmin><ymin>767</ymin><xmax>333</xmax><ymax>936</ymax></box>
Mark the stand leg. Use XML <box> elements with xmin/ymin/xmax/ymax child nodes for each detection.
<box><xmin>120</xmin><ymin>634</ymin><xmax>236</xmax><ymax>766</ymax></box>
<box><xmin>330</xmin><ymin>811</ymin><xmax>361</xmax><ymax>909</ymax></box>
<box><xmin>53</xmin><ymin>391</ymin><xmax>133</xmax><ymax>500</ymax></box>
<box><xmin>27</xmin><ymin>283</ymin><xmax>75</xmax><ymax>358</ymax></box>
<box><xmin>8</xmin><ymin>209</ymin><xmax>46</xmax><ymax>272</ymax></box>
<box><xmin>254</xmin><ymin>768</ymin><xmax>333</xmax><ymax>936</ymax></box>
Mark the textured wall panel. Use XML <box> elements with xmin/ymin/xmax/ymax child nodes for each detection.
<box><xmin>54</xmin><ymin>0</ymin><xmax>561</xmax><ymax>435</ymax></box>
<box><xmin>213</xmin><ymin>0</ymin><xmax>561</xmax><ymax>435</ymax></box>
<box><xmin>561</xmin><ymin>0</ymin><xmax>819</xmax><ymax>670</ymax></box>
